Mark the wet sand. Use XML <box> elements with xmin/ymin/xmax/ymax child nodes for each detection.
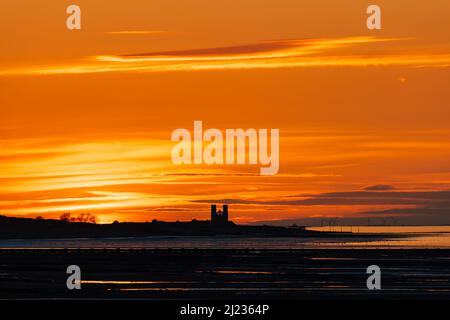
<box><xmin>1</xmin><ymin>248</ymin><xmax>450</xmax><ymax>299</ymax></box>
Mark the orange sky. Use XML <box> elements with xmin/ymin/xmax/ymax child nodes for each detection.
<box><xmin>1</xmin><ymin>0</ymin><xmax>450</xmax><ymax>224</ymax></box>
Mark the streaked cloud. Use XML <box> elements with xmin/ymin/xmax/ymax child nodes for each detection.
<box><xmin>2</xmin><ymin>36</ymin><xmax>450</xmax><ymax>76</ymax></box>
<box><xmin>191</xmin><ymin>189</ymin><xmax>450</xmax><ymax>225</ymax></box>
<box><xmin>191</xmin><ymin>190</ymin><xmax>450</xmax><ymax>206</ymax></box>
<box><xmin>364</xmin><ymin>185</ymin><xmax>396</xmax><ymax>191</ymax></box>
<box><xmin>105</xmin><ymin>30</ymin><xmax>171</xmax><ymax>35</ymax></box>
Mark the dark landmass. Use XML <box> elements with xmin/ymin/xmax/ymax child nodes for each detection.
<box><xmin>0</xmin><ymin>215</ymin><xmax>344</xmax><ymax>240</ymax></box>
<box><xmin>1</xmin><ymin>248</ymin><xmax>450</xmax><ymax>299</ymax></box>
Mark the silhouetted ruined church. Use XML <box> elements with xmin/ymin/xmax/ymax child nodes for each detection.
<box><xmin>211</xmin><ymin>205</ymin><xmax>228</xmax><ymax>223</ymax></box>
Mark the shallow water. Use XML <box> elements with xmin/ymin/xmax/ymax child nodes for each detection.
<box><xmin>309</xmin><ymin>226</ymin><xmax>450</xmax><ymax>249</ymax></box>
<box><xmin>2</xmin><ymin>245</ymin><xmax>450</xmax><ymax>299</ymax></box>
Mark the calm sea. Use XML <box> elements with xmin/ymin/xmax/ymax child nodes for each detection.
<box><xmin>1</xmin><ymin>226</ymin><xmax>450</xmax><ymax>249</ymax></box>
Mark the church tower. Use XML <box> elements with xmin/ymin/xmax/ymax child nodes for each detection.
<box><xmin>210</xmin><ymin>204</ymin><xmax>229</xmax><ymax>223</ymax></box>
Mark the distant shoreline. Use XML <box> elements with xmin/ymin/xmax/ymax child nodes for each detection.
<box><xmin>0</xmin><ymin>215</ymin><xmax>415</xmax><ymax>241</ymax></box>
<box><xmin>1</xmin><ymin>215</ymin><xmax>411</xmax><ymax>241</ymax></box>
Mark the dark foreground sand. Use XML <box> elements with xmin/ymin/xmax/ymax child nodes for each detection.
<box><xmin>1</xmin><ymin>248</ymin><xmax>450</xmax><ymax>299</ymax></box>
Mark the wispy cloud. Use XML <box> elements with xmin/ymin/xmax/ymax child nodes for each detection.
<box><xmin>191</xmin><ymin>190</ymin><xmax>450</xmax><ymax>206</ymax></box>
<box><xmin>364</xmin><ymin>185</ymin><xmax>396</xmax><ymax>191</ymax></box>
<box><xmin>105</xmin><ymin>30</ymin><xmax>171</xmax><ymax>35</ymax></box>
<box><xmin>191</xmin><ymin>189</ymin><xmax>450</xmax><ymax>224</ymax></box>
<box><xmin>3</xmin><ymin>36</ymin><xmax>450</xmax><ymax>76</ymax></box>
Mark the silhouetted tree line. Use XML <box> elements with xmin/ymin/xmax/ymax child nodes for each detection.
<box><xmin>60</xmin><ymin>212</ymin><xmax>97</xmax><ymax>224</ymax></box>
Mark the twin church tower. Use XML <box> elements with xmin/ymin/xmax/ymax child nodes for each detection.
<box><xmin>210</xmin><ymin>205</ymin><xmax>229</xmax><ymax>223</ymax></box>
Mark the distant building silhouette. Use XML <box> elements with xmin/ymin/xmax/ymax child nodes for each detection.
<box><xmin>211</xmin><ymin>204</ymin><xmax>228</xmax><ymax>223</ymax></box>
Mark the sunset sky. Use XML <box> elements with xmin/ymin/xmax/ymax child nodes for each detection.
<box><xmin>1</xmin><ymin>0</ymin><xmax>450</xmax><ymax>225</ymax></box>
